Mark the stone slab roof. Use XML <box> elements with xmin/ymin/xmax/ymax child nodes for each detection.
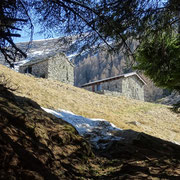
<box><xmin>20</xmin><ymin>52</ymin><xmax>74</xmax><ymax>67</ymax></box>
<box><xmin>81</xmin><ymin>72</ymin><xmax>147</xmax><ymax>87</ymax></box>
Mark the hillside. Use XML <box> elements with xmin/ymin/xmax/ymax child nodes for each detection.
<box><xmin>1</xmin><ymin>65</ymin><xmax>180</xmax><ymax>179</ymax></box>
<box><xmin>0</xmin><ymin>37</ymin><xmax>169</xmax><ymax>102</ymax></box>
<box><xmin>1</xmin><ymin>64</ymin><xmax>180</xmax><ymax>144</ymax></box>
<box><xmin>0</xmin><ymin>84</ymin><xmax>93</xmax><ymax>179</ymax></box>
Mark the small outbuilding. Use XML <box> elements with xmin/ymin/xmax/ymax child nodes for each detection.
<box><xmin>19</xmin><ymin>52</ymin><xmax>74</xmax><ymax>85</ymax></box>
<box><xmin>81</xmin><ymin>72</ymin><xmax>146</xmax><ymax>101</ymax></box>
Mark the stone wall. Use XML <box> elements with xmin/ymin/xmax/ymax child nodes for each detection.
<box><xmin>83</xmin><ymin>75</ymin><xmax>145</xmax><ymax>101</ymax></box>
<box><xmin>47</xmin><ymin>53</ymin><xmax>74</xmax><ymax>85</ymax></box>
<box><xmin>19</xmin><ymin>60</ymin><xmax>48</xmax><ymax>78</ymax></box>
<box><xmin>19</xmin><ymin>53</ymin><xmax>74</xmax><ymax>85</ymax></box>
<box><xmin>83</xmin><ymin>85</ymin><xmax>93</xmax><ymax>91</ymax></box>
<box><xmin>122</xmin><ymin>76</ymin><xmax>144</xmax><ymax>100</ymax></box>
<box><xmin>97</xmin><ymin>90</ymin><xmax>124</xmax><ymax>97</ymax></box>
<box><xmin>83</xmin><ymin>79</ymin><xmax>123</xmax><ymax>92</ymax></box>
<box><xmin>100</xmin><ymin>79</ymin><xmax>123</xmax><ymax>92</ymax></box>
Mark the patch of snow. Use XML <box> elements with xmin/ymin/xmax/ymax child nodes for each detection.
<box><xmin>29</xmin><ymin>50</ymin><xmax>45</xmax><ymax>56</ymax></box>
<box><xmin>172</xmin><ymin>141</ymin><xmax>180</xmax><ymax>146</ymax></box>
<box><xmin>67</xmin><ymin>53</ymin><xmax>79</xmax><ymax>59</ymax></box>
<box><xmin>42</xmin><ymin>108</ymin><xmax>123</xmax><ymax>149</ymax></box>
<box><xmin>32</xmin><ymin>37</ymin><xmax>57</xmax><ymax>42</ymax></box>
<box><xmin>13</xmin><ymin>59</ymin><xmax>30</xmax><ymax>72</ymax></box>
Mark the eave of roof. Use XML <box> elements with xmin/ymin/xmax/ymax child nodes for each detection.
<box><xmin>20</xmin><ymin>52</ymin><xmax>74</xmax><ymax>67</ymax></box>
<box><xmin>81</xmin><ymin>72</ymin><xmax>147</xmax><ymax>87</ymax></box>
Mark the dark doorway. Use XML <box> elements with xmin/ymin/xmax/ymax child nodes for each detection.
<box><xmin>25</xmin><ymin>66</ymin><xmax>32</xmax><ymax>74</ymax></box>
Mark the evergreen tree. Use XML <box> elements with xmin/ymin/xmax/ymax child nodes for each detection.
<box><xmin>0</xmin><ymin>0</ymin><xmax>167</xmax><ymax>65</ymax></box>
<box><xmin>134</xmin><ymin>0</ymin><xmax>180</xmax><ymax>94</ymax></box>
<box><xmin>135</xmin><ymin>32</ymin><xmax>180</xmax><ymax>92</ymax></box>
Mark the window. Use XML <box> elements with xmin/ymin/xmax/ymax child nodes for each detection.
<box><xmin>66</xmin><ymin>69</ymin><xmax>69</xmax><ymax>81</ymax></box>
<box><xmin>40</xmin><ymin>74</ymin><xmax>45</xmax><ymax>78</ymax></box>
<box><xmin>92</xmin><ymin>85</ymin><xmax>95</xmax><ymax>92</ymax></box>
<box><xmin>25</xmin><ymin>66</ymin><xmax>32</xmax><ymax>74</ymax></box>
<box><xmin>97</xmin><ymin>84</ymin><xmax>101</xmax><ymax>91</ymax></box>
<box><xmin>24</xmin><ymin>68</ymin><xmax>28</xmax><ymax>73</ymax></box>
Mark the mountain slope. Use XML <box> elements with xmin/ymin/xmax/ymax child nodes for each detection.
<box><xmin>0</xmin><ymin>37</ymin><xmax>168</xmax><ymax>102</ymax></box>
<box><xmin>1</xmin><ymin>65</ymin><xmax>179</xmax><ymax>145</ymax></box>
<box><xmin>1</xmin><ymin>65</ymin><xmax>180</xmax><ymax>179</ymax></box>
<box><xmin>75</xmin><ymin>49</ymin><xmax>170</xmax><ymax>102</ymax></box>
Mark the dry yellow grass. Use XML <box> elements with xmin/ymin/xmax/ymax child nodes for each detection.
<box><xmin>1</xmin><ymin>64</ymin><xmax>180</xmax><ymax>144</ymax></box>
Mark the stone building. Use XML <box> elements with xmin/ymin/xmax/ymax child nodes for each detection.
<box><xmin>19</xmin><ymin>52</ymin><xmax>74</xmax><ymax>85</ymax></box>
<box><xmin>81</xmin><ymin>72</ymin><xmax>146</xmax><ymax>100</ymax></box>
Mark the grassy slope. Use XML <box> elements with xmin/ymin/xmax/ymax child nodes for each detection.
<box><xmin>0</xmin><ymin>84</ymin><xmax>93</xmax><ymax>179</ymax></box>
<box><xmin>1</xmin><ymin>64</ymin><xmax>180</xmax><ymax>144</ymax></box>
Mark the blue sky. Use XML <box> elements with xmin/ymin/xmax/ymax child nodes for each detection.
<box><xmin>14</xmin><ymin>26</ymin><xmax>58</xmax><ymax>43</ymax></box>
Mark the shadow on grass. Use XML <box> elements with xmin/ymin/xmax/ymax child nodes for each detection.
<box><xmin>89</xmin><ymin>130</ymin><xmax>180</xmax><ymax>179</ymax></box>
<box><xmin>0</xmin><ymin>86</ymin><xmax>92</xmax><ymax>179</ymax></box>
<box><xmin>0</xmin><ymin>86</ymin><xmax>180</xmax><ymax>179</ymax></box>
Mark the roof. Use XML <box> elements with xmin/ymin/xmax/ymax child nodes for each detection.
<box><xmin>20</xmin><ymin>52</ymin><xmax>74</xmax><ymax>67</ymax></box>
<box><xmin>81</xmin><ymin>72</ymin><xmax>147</xmax><ymax>87</ymax></box>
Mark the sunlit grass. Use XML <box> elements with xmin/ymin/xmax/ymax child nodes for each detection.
<box><xmin>1</xmin><ymin>64</ymin><xmax>179</xmax><ymax>144</ymax></box>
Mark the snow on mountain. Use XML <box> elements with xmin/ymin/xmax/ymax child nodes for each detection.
<box><xmin>5</xmin><ymin>37</ymin><xmax>81</xmax><ymax>71</ymax></box>
<box><xmin>42</xmin><ymin>107</ymin><xmax>123</xmax><ymax>149</ymax></box>
<box><xmin>13</xmin><ymin>59</ymin><xmax>30</xmax><ymax>72</ymax></box>
<box><xmin>0</xmin><ymin>36</ymin><xmax>170</xmax><ymax>103</ymax></box>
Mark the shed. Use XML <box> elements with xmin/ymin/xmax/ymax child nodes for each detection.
<box><xmin>19</xmin><ymin>52</ymin><xmax>74</xmax><ymax>85</ymax></box>
<box><xmin>81</xmin><ymin>72</ymin><xmax>146</xmax><ymax>100</ymax></box>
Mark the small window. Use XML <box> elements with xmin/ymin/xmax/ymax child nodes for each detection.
<box><xmin>66</xmin><ymin>70</ymin><xmax>69</xmax><ymax>81</ymax></box>
<box><xmin>97</xmin><ymin>84</ymin><xmax>101</xmax><ymax>91</ymax></box>
<box><xmin>92</xmin><ymin>85</ymin><xmax>95</xmax><ymax>92</ymax></box>
<box><xmin>25</xmin><ymin>66</ymin><xmax>32</xmax><ymax>74</ymax></box>
<box><xmin>40</xmin><ymin>74</ymin><xmax>45</xmax><ymax>78</ymax></box>
<box><xmin>24</xmin><ymin>68</ymin><xmax>28</xmax><ymax>73</ymax></box>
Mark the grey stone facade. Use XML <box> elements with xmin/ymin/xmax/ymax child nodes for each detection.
<box><xmin>81</xmin><ymin>72</ymin><xmax>146</xmax><ymax>101</ymax></box>
<box><xmin>19</xmin><ymin>53</ymin><xmax>74</xmax><ymax>85</ymax></box>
